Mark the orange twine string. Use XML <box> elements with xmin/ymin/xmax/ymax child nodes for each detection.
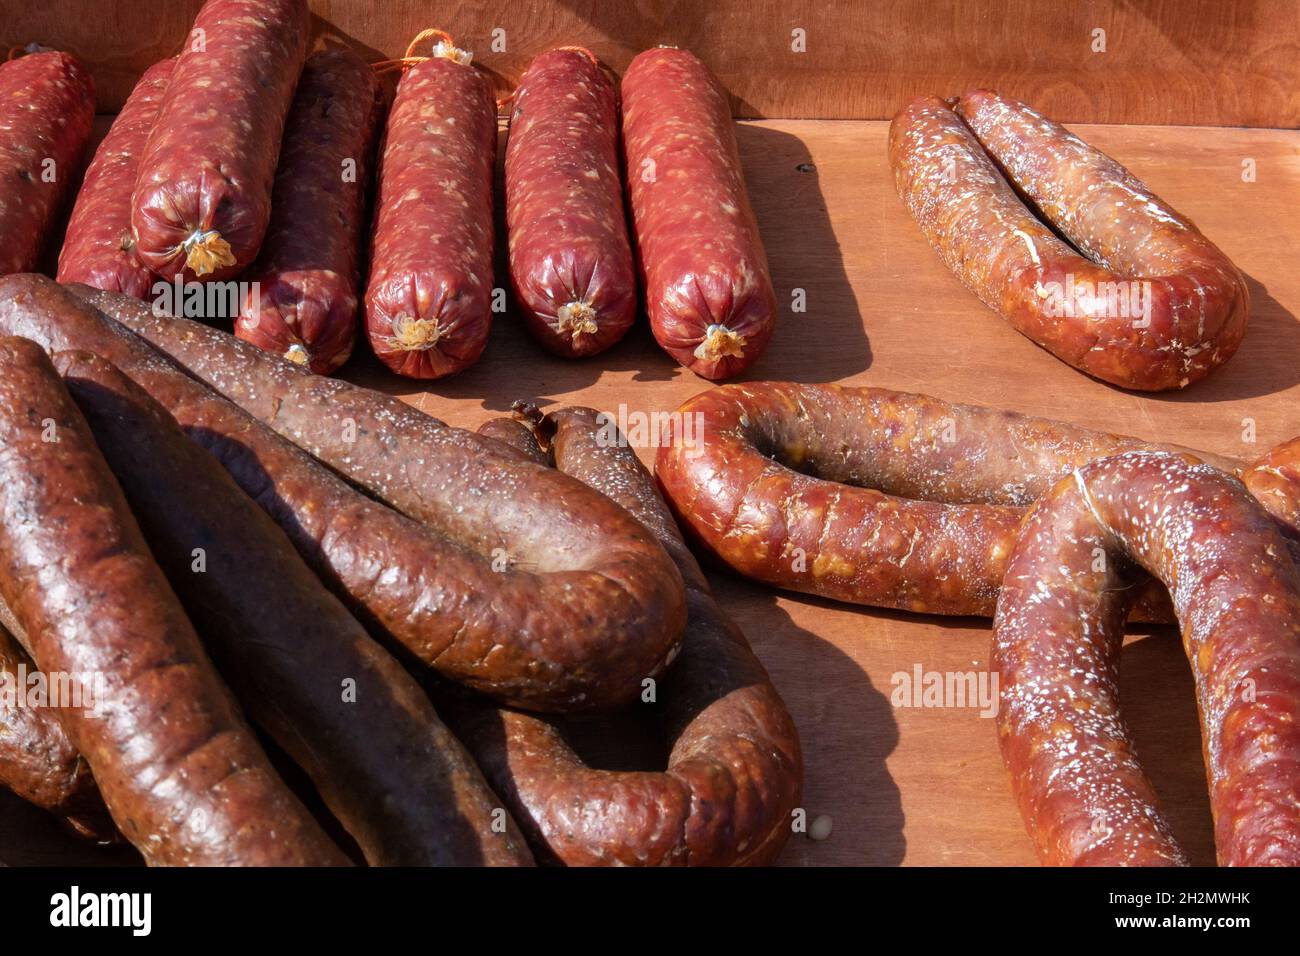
<box><xmin>498</xmin><ymin>45</ymin><xmax>605</xmax><ymax>110</ymax></box>
<box><xmin>371</xmin><ymin>27</ymin><xmax>459</xmax><ymax>75</ymax></box>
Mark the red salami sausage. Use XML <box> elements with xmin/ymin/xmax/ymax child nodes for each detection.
<box><xmin>889</xmin><ymin>92</ymin><xmax>1249</xmax><ymax>390</ymax></box>
<box><xmin>56</xmin><ymin>58</ymin><xmax>174</xmax><ymax>298</ymax></box>
<box><xmin>0</xmin><ymin>336</ymin><xmax>346</xmax><ymax>866</ymax></box>
<box><xmin>621</xmin><ymin>48</ymin><xmax>776</xmax><ymax>380</ymax></box>
<box><xmin>0</xmin><ymin>50</ymin><xmax>94</xmax><ymax>276</ymax></box>
<box><xmin>365</xmin><ymin>43</ymin><xmax>497</xmax><ymax>378</ymax></box>
<box><xmin>994</xmin><ymin>453</ymin><xmax>1300</xmax><ymax>865</ymax></box>
<box><xmin>235</xmin><ymin>48</ymin><xmax>383</xmax><ymax>373</ymax></box>
<box><xmin>505</xmin><ymin>49</ymin><xmax>636</xmax><ymax>357</ymax></box>
<box><xmin>130</xmin><ymin>0</ymin><xmax>310</xmax><ymax>281</ymax></box>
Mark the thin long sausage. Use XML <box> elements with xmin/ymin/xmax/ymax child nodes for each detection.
<box><xmin>62</xmin><ymin>281</ymin><xmax>689</xmax><ymax>710</ymax></box>
<box><xmin>54</xmin><ymin>348</ymin><xmax>532</xmax><ymax>866</ymax></box>
<box><xmin>235</xmin><ymin>48</ymin><xmax>384</xmax><ymax>373</ymax></box>
<box><xmin>56</xmin><ymin>58</ymin><xmax>175</xmax><ymax>297</ymax></box>
<box><xmin>365</xmin><ymin>44</ymin><xmax>497</xmax><ymax>378</ymax></box>
<box><xmin>889</xmin><ymin>92</ymin><xmax>1248</xmax><ymax>390</ymax></box>
<box><xmin>0</xmin><ymin>336</ymin><xmax>346</xmax><ymax>866</ymax></box>
<box><xmin>0</xmin><ymin>50</ymin><xmax>95</xmax><ymax>276</ymax></box>
<box><xmin>505</xmin><ymin>49</ymin><xmax>636</xmax><ymax>357</ymax></box>
<box><xmin>130</xmin><ymin>0</ymin><xmax>310</xmax><ymax>280</ymax></box>
<box><xmin>456</xmin><ymin>407</ymin><xmax>803</xmax><ymax>866</ymax></box>
<box><xmin>621</xmin><ymin>48</ymin><xmax>776</xmax><ymax>380</ymax></box>
<box><xmin>6</xmin><ymin>276</ymin><xmax>686</xmax><ymax>711</ymax></box>
<box><xmin>994</xmin><ymin>453</ymin><xmax>1300</xmax><ymax>865</ymax></box>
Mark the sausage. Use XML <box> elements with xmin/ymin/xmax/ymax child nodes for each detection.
<box><xmin>11</xmin><ymin>277</ymin><xmax>687</xmax><ymax>711</ymax></box>
<box><xmin>621</xmin><ymin>48</ymin><xmax>776</xmax><ymax>380</ymax></box>
<box><xmin>889</xmin><ymin>92</ymin><xmax>1249</xmax><ymax>391</ymax></box>
<box><xmin>56</xmin><ymin>58</ymin><xmax>175</xmax><ymax>297</ymax></box>
<box><xmin>0</xmin><ymin>336</ymin><xmax>346</xmax><ymax>866</ymax></box>
<box><xmin>453</xmin><ymin>407</ymin><xmax>802</xmax><ymax>866</ymax></box>
<box><xmin>993</xmin><ymin>452</ymin><xmax>1300</xmax><ymax>865</ymax></box>
<box><xmin>0</xmin><ymin>50</ymin><xmax>95</xmax><ymax>276</ymax></box>
<box><xmin>504</xmin><ymin>49</ymin><xmax>636</xmax><ymax>357</ymax></box>
<box><xmin>365</xmin><ymin>44</ymin><xmax>497</xmax><ymax>378</ymax></box>
<box><xmin>129</xmin><ymin>0</ymin><xmax>310</xmax><ymax>280</ymax></box>
<box><xmin>235</xmin><ymin>48</ymin><xmax>384</xmax><ymax>374</ymax></box>
<box><xmin>53</xmin><ymin>348</ymin><xmax>532</xmax><ymax>866</ymax></box>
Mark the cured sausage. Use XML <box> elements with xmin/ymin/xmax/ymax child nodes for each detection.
<box><xmin>455</xmin><ymin>407</ymin><xmax>802</xmax><ymax>866</ymax></box>
<box><xmin>993</xmin><ymin>452</ymin><xmax>1300</xmax><ymax>865</ymax></box>
<box><xmin>505</xmin><ymin>48</ymin><xmax>636</xmax><ymax>357</ymax></box>
<box><xmin>0</xmin><ymin>335</ymin><xmax>346</xmax><ymax>866</ymax></box>
<box><xmin>54</xmin><ymin>348</ymin><xmax>532</xmax><ymax>866</ymax></box>
<box><xmin>621</xmin><ymin>48</ymin><xmax>776</xmax><ymax>380</ymax></box>
<box><xmin>653</xmin><ymin>381</ymin><xmax>1258</xmax><ymax>616</ymax></box>
<box><xmin>365</xmin><ymin>40</ymin><xmax>497</xmax><ymax>378</ymax></box>
<box><xmin>130</xmin><ymin>0</ymin><xmax>310</xmax><ymax>280</ymax></box>
<box><xmin>10</xmin><ymin>277</ymin><xmax>687</xmax><ymax>712</ymax></box>
<box><xmin>56</xmin><ymin>58</ymin><xmax>175</xmax><ymax>298</ymax></box>
<box><xmin>889</xmin><ymin>92</ymin><xmax>1248</xmax><ymax>390</ymax></box>
<box><xmin>0</xmin><ymin>50</ymin><xmax>95</xmax><ymax>276</ymax></box>
<box><xmin>235</xmin><ymin>48</ymin><xmax>384</xmax><ymax>373</ymax></box>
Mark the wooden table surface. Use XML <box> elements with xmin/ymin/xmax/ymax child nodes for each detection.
<box><xmin>4</xmin><ymin>117</ymin><xmax>1298</xmax><ymax>867</ymax></box>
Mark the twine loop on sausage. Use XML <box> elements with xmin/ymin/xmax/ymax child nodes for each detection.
<box><xmin>180</xmin><ymin>228</ymin><xmax>236</xmax><ymax>277</ymax></box>
<box><xmin>555</xmin><ymin>301</ymin><xmax>600</xmax><ymax>343</ymax></box>
<box><xmin>386</xmin><ymin>313</ymin><xmax>445</xmax><ymax>352</ymax></box>
<box><xmin>694</xmin><ymin>324</ymin><xmax>748</xmax><ymax>363</ymax></box>
<box><xmin>371</xmin><ymin>28</ymin><xmax>471</xmax><ymax>75</ymax></box>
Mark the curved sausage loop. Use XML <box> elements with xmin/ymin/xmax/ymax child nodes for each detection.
<box><xmin>458</xmin><ymin>407</ymin><xmax>803</xmax><ymax>866</ymax></box>
<box><xmin>994</xmin><ymin>452</ymin><xmax>1300</xmax><ymax>866</ymax></box>
<box><xmin>889</xmin><ymin>91</ymin><xmax>1248</xmax><ymax>391</ymax></box>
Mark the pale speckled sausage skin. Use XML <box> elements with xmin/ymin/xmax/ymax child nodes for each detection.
<box><xmin>54</xmin><ymin>348</ymin><xmax>532</xmax><ymax>866</ymax></box>
<box><xmin>505</xmin><ymin>49</ymin><xmax>636</xmax><ymax>357</ymax></box>
<box><xmin>17</xmin><ymin>278</ymin><xmax>687</xmax><ymax>712</ymax></box>
<box><xmin>621</xmin><ymin>48</ymin><xmax>776</xmax><ymax>380</ymax></box>
<box><xmin>365</xmin><ymin>57</ymin><xmax>497</xmax><ymax>378</ymax></box>
<box><xmin>0</xmin><ymin>336</ymin><xmax>346</xmax><ymax>866</ymax></box>
<box><xmin>235</xmin><ymin>48</ymin><xmax>384</xmax><ymax>374</ymax></box>
<box><xmin>457</xmin><ymin>408</ymin><xmax>802</xmax><ymax>866</ymax></box>
<box><xmin>889</xmin><ymin>92</ymin><xmax>1248</xmax><ymax>391</ymax></box>
<box><xmin>994</xmin><ymin>453</ymin><xmax>1300</xmax><ymax>866</ymax></box>
<box><xmin>0</xmin><ymin>51</ymin><xmax>95</xmax><ymax>276</ymax></box>
<box><xmin>56</xmin><ymin>58</ymin><xmax>175</xmax><ymax>297</ymax></box>
<box><xmin>130</xmin><ymin>0</ymin><xmax>310</xmax><ymax>281</ymax></box>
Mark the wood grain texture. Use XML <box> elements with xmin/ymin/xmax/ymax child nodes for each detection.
<box><xmin>3</xmin><ymin>0</ymin><xmax>1298</xmax><ymax>124</ymax></box>
<box><xmin>3</xmin><ymin>115</ymin><xmax>1298</xmax><ymax>864</ymax></box>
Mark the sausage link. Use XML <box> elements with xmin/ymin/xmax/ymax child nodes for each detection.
<box><xmin>505</xmin><ymin>49</ymin><xmax>636</xmax><ymax>357</ymax></box>
<box><xmin>993</xmin><ymin>453</ymin><xmax>1300</xmax><ymax>865</ymax></box>
<box><xmin>365</xmin><ymin>50</ymin><xmax>497</xmax><ymax>378</ymax></box>
<box><xmin>0</xmin><ymin>336</ymin><xmax>346</xmax><ymax>866</ymax></box>
<box><xmin>54</xmin><ymin>348</ymin><xmax>531</xmax><ymax>866</ymax></box>
<box><xmin>457</xmin><ymin>407</ymin><xmax>802</xmax><ymax>866</ymax></box>
<box><xmin>62</xmin><ymin>281</ymin><xmax>689</xmax><ymax>710</ymax></box>
<box><xmin>621</xmin><ymin>48</ymin><xmax>776</xmax><ymax>380</ymax></box>
<box><xmin>130</xmin><ymin>0</ymin><xmax>310</xmax><ymax>280</ymax></box>
<box><xmin>235</xmin><ymin>48</ymin><xmax>384</xmax><ymax>374</ymax></box>
<box><xmin>889</xmin><ymin>92</ymin><xmax>1248</xmax><ymax>390</ymax></box>
<box><xmin>6</xmin><ymin>276</ymin><xmax>685</xmax><ymax>710</ymax></box>
<box><xmin>0</xmin><ymin>51</ymin><xmax>95</xmax><ymax>275</ymax></box>
<box><xmin>56</xmin><ymin>58</ymin><xmax>175</xmax><ymax>297</ymax></box>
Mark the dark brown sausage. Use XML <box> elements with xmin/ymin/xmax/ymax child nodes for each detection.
<box><xmin>129</xmin><ymin>0</ymin><xmax>310</xmax><ymax>280</ymax></box>
<box><xmin>889</xmin><ymin>92</ymin><xmax>1248</xmax><ymax>390</ymax></box>
<box><xmin>994</xmin><ymin>452</ymin><xmax>1300</xmax><ymax>865</ymax></box>
<box><xmin>0</xmin><ymin>50</ymin><xmax>95</xmax><ymax>276</ymax></box>
<box><xmin>621</xmin><ymin>48</ymin><xmax>776</xmax><ymax>380</ymax></box>
<box><xmin>235</xmin><ymin>48</ymin><xmax>384</xmax><ymax>374</ymax></box>
<box><xmin>365</xmin><ymin>46</ymin><xmax>497</xmax><ymax>378</ymax></box>
<box><xmin>62</xmin><ymin>281</ymin><xmax>689</xmax><ymax>710</ymax></box>
<box><xmin>505</xmin><ymin>49</ymin><xmax>636</xmax><ymax>357</ymax></box>
<box><xmin>56</xmin><ymin>58</ymin><xmax>175</xmax><ymax>298</ymax></box>
<box><xmin>0</xmin><ymin>336</ymin><xmax>346</xmax><ymax>866</ymax></box>
<box><xmin>54</xmin><ymin>348</ymin><xmax>532</xmax><ymax>866</ymax></box>
<box><xmin>456</xmin><ymin>407</ymin><xmax>803</xmax><ymax>866</ymax></box>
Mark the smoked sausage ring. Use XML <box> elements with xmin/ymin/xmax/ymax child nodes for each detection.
<box><xmin>889</xmin><ymin>91</ymin><xmax>1249</xmax><ymax>391</ymax></box>
<box><xmin>993</xmin><ymin>453</ymin><xmax>1300</xmax><ymax>865</ymax></box>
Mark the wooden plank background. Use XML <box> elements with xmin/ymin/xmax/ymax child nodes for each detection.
<box><xmin>3</xmin><ymin>0</ymin><xmax>1298</xmax><ymax>125</ymax></box>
